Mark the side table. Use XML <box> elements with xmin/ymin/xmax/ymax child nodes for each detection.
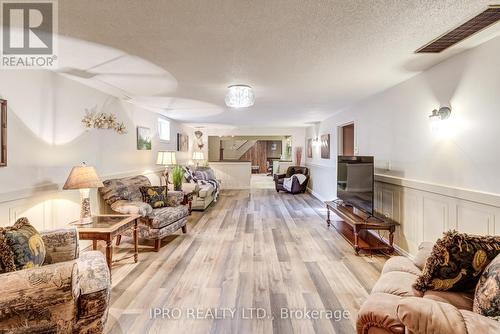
<box><xmin>71</xmin><ymin>214</ymin><xmax>140</xmax><ymax>272</ymax></box>
<box><xmin>182</xmin><ymin>190</ymin><xmax>195</xmax><ymax>214</ymax></box>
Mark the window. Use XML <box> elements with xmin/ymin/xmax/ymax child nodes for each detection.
<box><xmin>158</xmin><ymin>118</ymin><xmax>170</xmax><ymax>141</ymax></box>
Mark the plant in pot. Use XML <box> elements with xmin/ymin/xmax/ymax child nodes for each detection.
<box><xmin>172</xmin><ymin>165</ymin><xmax>184</xmax><ymax>191</ymax></box>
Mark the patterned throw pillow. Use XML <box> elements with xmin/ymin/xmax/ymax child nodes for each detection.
<box><xmin>414</xmin><ymin>231</ymin><xmax>500</xmax><ymax>292</ymax></box>
<box><xmin>183</xmin><ymin>166</ymin><xmax>198</xmax><ymax>183</ymax></box>
<box><xmin>140</xmin><ymin>186</ymin><xmax>168</xmax><ymax>209</ymax></box>
<box><xmin>0</xmin><ymin>217</ymin><xmax>46</xmax><ymax>273</ymax></box>
<box><xmin>473</xmin><ymin>254</ymin><xmax>500</xmax><ymax>319</ymax></box>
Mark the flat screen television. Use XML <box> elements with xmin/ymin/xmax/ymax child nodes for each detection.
<box><xmin>337</xmin><ymin>156</ymin><xmax>374</xmax><ymax>215</ymax></box>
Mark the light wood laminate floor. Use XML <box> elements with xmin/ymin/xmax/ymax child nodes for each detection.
<box><xmin>105</xmin><ymin>176</ymin><xmax>387</xmax><ymax>334</ymax></box>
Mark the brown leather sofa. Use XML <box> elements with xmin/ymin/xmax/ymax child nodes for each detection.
<box><xmin>274</xmin><ymin>166</ymin><xmax>309</xmax><ymax>194</ymax></box>
<box><xmin>357</xmin><ymin>242</ymin><xmax>500</xmax><ymax>334</ymax></box>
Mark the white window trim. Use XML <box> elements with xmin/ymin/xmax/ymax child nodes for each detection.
<box><xmin>158</xmin><ymin>118</ymin><xmax>171</xmax><ymax>142</ymax></box>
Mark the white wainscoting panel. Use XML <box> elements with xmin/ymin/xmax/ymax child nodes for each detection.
<box><xmin>374</xmin><ymin>176</ymin><xmax>500</xmax><ymax>256</ymax></box>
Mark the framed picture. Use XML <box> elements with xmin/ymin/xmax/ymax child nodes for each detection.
<box><xmin>177</xmin><ymin>133</ymin><xmax>189</xmax><ymax>152</ymax></box>
<box><xmin>137</xmin><ymin>126</ymin><xmax>152</xmax><ymax>150</ymax></box>
<box><xmin>307</xmin><ymin>138</ymin><xmax>312</xmax><ymax>158</ymax></box>
<box><xmin>321</xmin><ymin>134</ymin><xmax>330</xmax><ymax>159</ymax></box>
<box><xmin>0</xmin><ymin>99</ymin><xmax>6</xmax><ymax>167</ymax></box>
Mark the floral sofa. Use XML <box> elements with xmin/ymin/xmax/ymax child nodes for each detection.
<box><xmin>99</xmin><ymin>175</ymin><xmax>189</xmax><ymax>251</ymax></box>
<box><xmin>0</xmin><ymin>227</ymin><xmax>110</xmax><ymax>333</ymax></box>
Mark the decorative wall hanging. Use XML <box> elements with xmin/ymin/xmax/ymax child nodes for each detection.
<box><xmin>321</xmin><ymin>134</ymin><xmax>330</xmax><ymax>159</ymax></box>
<box><xmin>307</xmin><ymin>138</ymin><xmax>313</xmax><ymax>158</ymax></box>
<box><xmin>137</xmin><ymin>127</ymin><xmax>152</xmax><ymax>150</ymax></box>
<box><xmin>177</xmin><ymin>133</ymin><xmax>189</xmax><ymax>152</ymax></box>
<box><xmin>0</xmin><ymin>99</ymin><xmax>7</xmax><ymax>167</ymax></box>
<box><xmin>295</xmin><ymin>147</ymin><xmax>303</xmax><ymax>166</ymax></box>
<box><xmin>82</xmin><ymin>106</ymin><xmax>127</xmax><ymax>134</ymax></box>
<box><xmin>194</xmin><ymin>130</ymin><xmax>204</xmax><ymax>149</ymax></box>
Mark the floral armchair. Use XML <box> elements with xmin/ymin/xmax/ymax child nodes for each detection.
<box><xmin>99</xmin><ymin>175</ymin><xmax>189</xmax><ymax>252</ymax></box>
<box><xmin>0</xmin><ymin>227</ymin><xmax>110</xmax><ymax>333</ymax></box>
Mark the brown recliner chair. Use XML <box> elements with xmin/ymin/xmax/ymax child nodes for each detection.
<box><xmin>273</xmin><ymin>166</ymin><xmax>309</xmax><ymax>194</ymax></box>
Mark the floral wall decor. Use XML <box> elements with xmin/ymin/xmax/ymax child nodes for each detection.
<box><xmin>82</xmin><ymin>106</ymin><xmax>127</xmax><ymax>134</ymax></box>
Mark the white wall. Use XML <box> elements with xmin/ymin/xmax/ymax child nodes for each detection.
<box><xmin>0</xmin><ymin>70</ymin><xmax>185</xmax><ymax>228</ymax></box>
<box><xmin>307</xmin><ymin>36</ymin><xmax>500</xmax><ymax>197</ymax></box>
<box><xmin>306</xmin><ymin>36</ymin><xmax>500</xmax><ymax>254</ymax></box>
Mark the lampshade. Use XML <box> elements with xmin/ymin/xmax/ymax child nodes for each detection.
<box><xmin>192</xmin><ymin>151</ymin><xmax>204</xmax><ymax>160</ymax></box>
<box><xmin>63</xmin><ymin>165</ymin><xmax>103</xmax><ymax>190</ymax></box>
<box><xmin>157</xmin><ymin>151</ymin><xmax>177</xmax><ymax>165</ymax></box>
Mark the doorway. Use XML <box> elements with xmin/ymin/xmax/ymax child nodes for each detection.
<box><xmin>338</xmin><ymin>123</ymin><xmax>355</xmax><ymax>156</ymax></box>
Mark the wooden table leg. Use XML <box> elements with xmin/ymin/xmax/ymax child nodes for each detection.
<box><xmin>133</xmin><ymin>220</ymin><xmax>138</xmax><ymax>263</ymax></box>
<box><xmin>354</xmin><ymin>226</ymin><xmax>360</xmax><ymax>255</ymax></box>
<box><xmin>92</xmin><ymin>240</ymin><xmax>97</xmax><ymax>250</ymax></box>
<box><xmin>326</xmin><ymin>207</ymin><xmax>331</xmax><ymax>227</ymax></box>
<box><xmin>389</xmin><ymin>226</ymin><xmax>395</xmax><ymax>253</ymax></box>
<box><xmin>188</xmin><ymin>200</ymin><xmax>192</xmax><ymax>215</ymax></box>
<box><xmin>106</xmin><ymin>240</ymin><xmax>113</xmax><ymax>271</ymax></box>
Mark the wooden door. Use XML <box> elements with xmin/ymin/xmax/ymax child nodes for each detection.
<box><xmin>342</xmin><ymin>124</ymin><xmax>354</xmax><ymax>156</ymax></box>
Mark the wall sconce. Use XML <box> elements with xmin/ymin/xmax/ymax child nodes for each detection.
<box><xmin>429</xmin><ymin>106</ymin><xmax>451</xmax><ymax>120</ymax></box>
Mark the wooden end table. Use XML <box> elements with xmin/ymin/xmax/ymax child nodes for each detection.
<box><xmin>182</xmin><ymin>191</ymin><xmax>195</xmax><ymax>214</ymax></box>
<box><xmin>71</xmin><ymin>214</ymin><xmax>140</xmax><ymax>272</ymax></box>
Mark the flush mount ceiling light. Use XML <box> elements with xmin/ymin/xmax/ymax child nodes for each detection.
<box><xmin>429</xmin><ymin>106</ymin><xmax>451</xmax><ymax>120</ymax></box>
<box><xmin>225</xmin><ymin>84</ymin><xmax>255</xmax><ymax>108</ymax></box>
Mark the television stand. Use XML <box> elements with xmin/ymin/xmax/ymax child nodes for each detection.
<box><xmin>325</xmin><ymin>201</ymin><xmax>398</xmax><ymax>255</ymax></box>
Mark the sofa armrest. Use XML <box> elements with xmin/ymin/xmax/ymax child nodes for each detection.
<box><xmin>167</xmin><ymin>191</ymin><xmax>184</xmax><ymax>206</ymax></box>
<box><xmin>76</xmin><ymin>251</ymin><xmax>110</xmax><ymax>321</ymax></box>
<box><xmin>182</xmin><ymin>182</ymin><xmax>200</xmax><ymax>194</ymax></box>
<box><xmin>111</xmin><ymin>200</ymin><xmax>153</xmax><ymax>217</ymax></box>
<box><xmin>397</xmin><ymin>297</ymin><xmax>469</xmax><ymax>334</ymax></box>
<box><xmin>0</xmin><ymin>261</ymin><xmax>79</xmax><ymax>332</ymax></box>
<box><xmin>357</xmin><ymin>293</ymin><xmax>405</xmax><ymax>334</ymax></box>
<box><xmin>459</xmin><ymin>309</ymin><xmax>500</xmax><ymax>333</ymax></box>
<box><xmin>42</xmin><ymin>227</ymin><xmax>79</xmax><ymax>264</ymax></box>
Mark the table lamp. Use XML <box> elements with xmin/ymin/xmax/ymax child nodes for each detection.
<box><xmin>192</xmin><ymin>151</ymin><xmax>204</xmax><ymax>167</ymax></box>
<box><xmin>63</xmin><ymin>163</ymin><xmax>104</xmax><ymax>224</ymax></box>
<box><xmin>157</xmin><ymin>151</ymin><xmax>177</xmax><ymax>187</ymax></box>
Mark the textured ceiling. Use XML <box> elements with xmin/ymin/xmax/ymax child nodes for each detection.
<box><xmin>58</xmin><ymin>0</ymin><xmax>498</xmax><ymax>127</ymax></box>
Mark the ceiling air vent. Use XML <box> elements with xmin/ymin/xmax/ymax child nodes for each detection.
<box><xmin>416</xmin><ymin>5</ymin><xmax>500</xmax><ymax>53</ymax></box>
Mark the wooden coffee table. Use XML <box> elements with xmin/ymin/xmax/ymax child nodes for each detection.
<box><xmin>325</xmin><ymin>201</ymin><xmax>398</xmax><ymax>255</ymax></box>
<box><xmin>71</xmin><ymin>214</ymin><xmax>140</xmax><ymax>271</ymax></box>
